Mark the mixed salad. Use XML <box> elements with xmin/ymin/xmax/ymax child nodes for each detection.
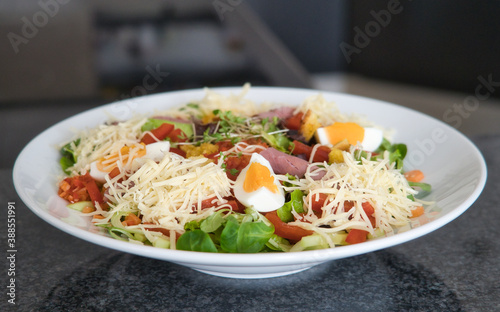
<box><xmin>57</xmin><ymin>85</ymin><xmax>430</xmax><ymax>253</ymax></box>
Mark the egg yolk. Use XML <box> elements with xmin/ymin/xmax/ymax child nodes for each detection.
<box><xmin>96</xmin><ymin>143</ymin><xmax>146</xmax><ymax>172</ymax></box>
<box><xmin>324</xmin><ymin>122</ymin><xmax>364</xmax><ymax>146</ymax></box>
<box><xmin>243</xmin><ymin>162</ymin><xmax>279</xmax><ymax>193</ymax></box>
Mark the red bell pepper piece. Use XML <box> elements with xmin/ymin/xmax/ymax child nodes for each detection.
<box><xmin>141</xmin><ymin>123</ymin><xmax>175</xmax><ymax>145</ymax></box>
<box><xmin>265</xmin><ymin>210</ymin><xmax>314</xmax><ymax>242</ymax></box>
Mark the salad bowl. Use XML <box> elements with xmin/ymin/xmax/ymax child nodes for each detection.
<box><xmin>13</xmin><ymin>86</ymin><xmax>487</xmax><ymax>278</ymax></box>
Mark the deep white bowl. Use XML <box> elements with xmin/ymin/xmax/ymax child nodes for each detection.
<box><xmin>13</xmin><ymin>87</ymin><xmax>487</xmax><ymax>279</ymax></box>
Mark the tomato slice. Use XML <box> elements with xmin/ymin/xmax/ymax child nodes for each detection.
<box><xmin>146</xmin><ymin>226</ymin><xmax>181</xmax><ymax>240</ymax></box>
<box><xmin>223</xmin><ymin>199</ymin><xmax>245</xmax><ymax>213</ymax></box>
<box><xmin>265</xmin><ymin>210</ymin><xmax>314</xmax><ymax>242</ymax></box>
<box><xmin>80</xmin><ymin>173</ymin><xmax>105</xmax><ymax>205</ymax></box>
<box><xmin>167</xmin><ymin>128</ymin><xmax>188</xmax><ymax>143</ymax></box>
<box><xmin>362</xmin><ymin>202</ymin><xmax>376</xmax><ymax>227</ymax></box>
<box><xmin>310</xmin><ymin>193</ymin><xmax>329</xmax><ymax>213</ymax></box>
<box><xmin>169</xmin><ymin>147</ymin><xmax>187</xmax><ymax>158</ymax></box>
<box><xmin>312</xmin><ymin>145</ymin><xmax>331</xmax><ymax>163</ymax></box>
<box><xmin>190</xmin><ymin>196</ymin><xmax>245</xmax><ymax>213</ymax></box>
<box><xmin>224</xmin><ymin>154</ymin><xmax>251</xmax><ymax>180</ymax></box>
<box><xmin>344</xmin><ymin>202</ymin><xmax>376</xmax><ymax>244</ymax></box>
<box><xmin>290</xmin><ymin>140</ymin><xmax>313</xmax><ymax>158</ymax></box>
<box><xmin>284</xmin><ymin>112</ymin><xmax>303</xmax><ymax>130</ymax></box>
<box><xmin>345</xmin><ymin>229</ymin><xmax>368</xmax><ymax>244</ymax></box>
<box><xmin>216</xmin><ymin>140</ymin><xmax>234</xmax><ymax>152</ymax></box>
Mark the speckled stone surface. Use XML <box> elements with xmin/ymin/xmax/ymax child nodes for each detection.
<box><xmin>2</xmin><ymin>135</ymin><xmax>499</xmax><ymax>312</ymax></box>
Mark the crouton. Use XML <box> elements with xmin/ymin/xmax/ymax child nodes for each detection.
<box><xmin>299</xmin><ymin>110</ymin><xmax>321</xmax><ymax>141</ymax></box>
<box><xmin>333</xmin><ymin>139</ymin><xmax>350</xmax><ymax>151</ymax></box>
<box><xmin>328</xmin><ymin>148</ymin><xmax>344</xmax><ymax>163</ymax></box>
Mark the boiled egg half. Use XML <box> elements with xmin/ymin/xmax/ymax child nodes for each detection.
<box><xmin>90</xmin><ymin>141</ymin><xmax>171</xmax><ymax>183</ymax></box>
<box><xmin>233</xmin><ymin>153</ymin><xmax>285</xmax><ymax>212</ymax></box>
<box><xmin>315</xmin><ymin>122</ymin><xmax>383</xmax><ymax>152</ymax></box>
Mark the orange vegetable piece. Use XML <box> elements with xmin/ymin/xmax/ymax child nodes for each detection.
<box><xmin>404</xmin><ymin>170</ymin><xmax>425</xmax><ymax>183</ymax></box>
<box><xmin>122</xmin><ymin>213</ymin><xmax>142</xmax><ymax>226</ymax></box>
<box><xmin>81</xmin><ymin>206</ymin><xmax>95</xmax><ymax>213</ymax></box>
<box><xmin>410</xmin><ymin>206</ymin><xmax>425</xmax><ymax>218</ymax></box>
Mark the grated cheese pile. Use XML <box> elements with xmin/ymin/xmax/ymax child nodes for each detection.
<box><xmin>66</xmin><ymin>116</ymin><xmax>148</xmax><ymax>175</ymax></box>
<box><xmin>155</xmin><ymin>83</ymin><xmax>276</xmax><ymax>120</ymax></box>
<box><xmin>105</xmin><ymin>154</ymin><xmax>233</xmax><ymax>233</ymax></box>
<box><xmin>278</xmin><ymin>147</ymin><xmax>420</xmax><ymax>247</ymax></box>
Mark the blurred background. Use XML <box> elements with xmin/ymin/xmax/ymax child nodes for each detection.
<box><xmin>1</xmin><ymin>0</ymin><xmax>500</xmax><ymax>168</ymax></box>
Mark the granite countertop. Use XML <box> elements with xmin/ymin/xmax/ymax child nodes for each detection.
<box><xmin>1</xmin><ymin>134</ymin><xmax>499</xmax><ymax>312</ymax></box>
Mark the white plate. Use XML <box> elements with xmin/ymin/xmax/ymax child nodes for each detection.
<box><xmin>13</xmin><ymin>87</ymin><xmax>487</xmax><ymax>279</ymax></box>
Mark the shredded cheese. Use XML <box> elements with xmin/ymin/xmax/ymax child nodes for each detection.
<box><xmin>66</xmin><ymin>116</ymin><xmax>147</xmax><ymax>175</ymax></box>
<box><xmin>277</xmin><ymin>147</ymin><xmax>420</xmax><ymax>247</ymax></box>
<box><xmin>105</xmin><ymin>154</ymin><xmax>232</xmax><ymax>235</ymax></box>
<box><xmin>153</xmin><ymin>83</ymin><xmax>285</xmax><ymax>122</ymax></box>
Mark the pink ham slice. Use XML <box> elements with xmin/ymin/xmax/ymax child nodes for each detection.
<box><xmin>257</xmin><ymin>106</ymin><xmax>296</xmax><ymax>120</ymax></box>
<box><xmin>259</xmin><ymin>148</ymin><xmax>325</xmax><ymax>180</ymax></box>
<box><xmin>151</xmin><ymin>116</ymin><xmax>190</xmax><ymax>124</ymax></box>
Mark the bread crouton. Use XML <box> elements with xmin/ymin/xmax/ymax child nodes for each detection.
<box><xmin>299</xmin><ymin>110</ymin><xmax>321</xmax><ymax>141</ymax></box>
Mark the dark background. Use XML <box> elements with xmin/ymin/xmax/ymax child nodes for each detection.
<box><xmin>252</xmin><ymin>0</ymin><xmax>500</xmax><ymax>96</ymax></box>
<box><xmin>345</xmin><ymin>0</ymin><xmax>500</xmax><ymax>96</ymax></box>
<box><xmin>1</xmin><ymin>0</ymin><xmax>498</xmax><ymax>103</ymax></box>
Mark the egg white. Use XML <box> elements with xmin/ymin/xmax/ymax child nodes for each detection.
<box><xmin>144</xmin><ymin>141</ymin><xmax>171</xmax><ymax>162</ymax></box>
<box><xmin>89</xmin><ymin>161</ymin><xmax>107</xmax><ymax>183</ymax></box>
<box><xmin>361</xmin><ymin>127</ymin><xmax>383</xmax><ymax>152</ymax></box>
<box><xmin>89</xmin><ymin>141</ymin><xmax>171</xmax><ymax>183</ymax></box>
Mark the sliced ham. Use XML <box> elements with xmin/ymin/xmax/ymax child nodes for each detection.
<box><xmin>260</xmin><ymin>148</ymin><xmax>325</xmax><ymax>180</ymax></box>
<box><xmin>151</xmin><ymin>116</ymin><xmax>190</xmax><ymax>123</ymax></box>
<box><xmin>257</xmin><ymin>106</ymin><xmax>296</xmax><ymax>120</ymax></box>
